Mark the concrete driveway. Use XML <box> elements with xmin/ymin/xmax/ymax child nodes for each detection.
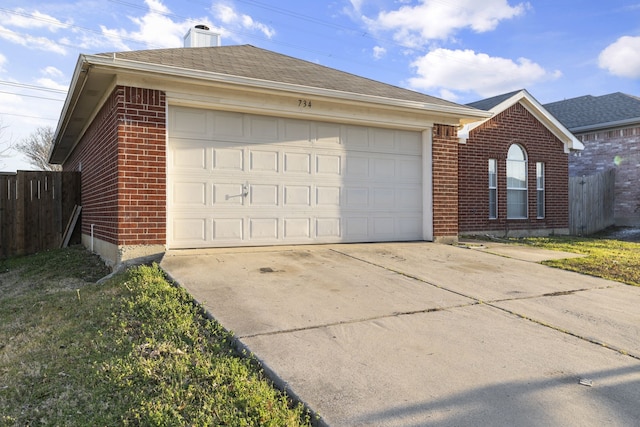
<box><xmin>161</xmin><ymin>242</ymin><xmax>640</xmax><ymax>427</ymax></box>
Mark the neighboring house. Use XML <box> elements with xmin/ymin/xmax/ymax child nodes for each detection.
<box><xmin>544</xmin><ymin>93</ymin><xmax>640</xmax><ymax>227</ymax></box>
<box><xmin>50</xmin><ymin>26</ymin><xmax>489</xmax><ymax>267</ymax></box>
<box><xmin>457</xmin><ymin>89</ymin><xmax>584</xmax><ymax>237</ymax></box>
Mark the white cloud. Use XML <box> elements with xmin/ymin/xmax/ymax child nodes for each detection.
<box><xmin>364</xmin><ymin>0</ymin><xmax>528</xmax><ymax>47</ymax></box>
<box><xmin>0</xmin><ymin>53</ymin><xmax>6</xmax><ymax>72</ymax></box>
<box><xmin>373</xmin><ymin>46</ymin><xmax>386</xmax><ymax>59</ymax></box>
<box><xmin>41</xmin><ymin>66</ymin><xmax>64</xmax><ymax>79</ymax></box>
<box><xmin>212</xmin><ymin>3</ymin><xmax>275</xmax><ymax>39</ymax></box>
<box><xmin>0</xmin><ymin>8</ymin><xmax>72</xmax><ymax>32</ymax></box>
<box><xmin>408</xmin><ymin>48</ymin><xmax>561</xmax><ymax>99</ymax></box>
<box><xmin>100</xmin><ymin>0</ymin><xmax>202</xmax><ymax>50</ymax></box>
<box><xmin>598</xmin><ymin>36</ymin><xmax>640</xmax><ymax>78</ymax></box>
<box><xmin>0</xmin><ymin>25</ymin><xmax>67</xmax><ymax>55</ymax></box>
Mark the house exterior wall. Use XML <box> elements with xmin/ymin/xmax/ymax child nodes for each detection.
<box><xmin>63</xmin><ymin>86</ymin><xmax>167</xmax><ymax>266</ymax></box>
<box><xmin>458</xmin><ymin>103</ymin><xmax>570</xmax><ymax>237</ymax></box>
<box><xmin>570</xmin><ymin>126</ymin><xmax>640</xmax><ymax>226</ymax></box>
<box><xmin>432</xmin><ymin>124</ymin><xmax>459</xmax><ymax>242</ymax></box>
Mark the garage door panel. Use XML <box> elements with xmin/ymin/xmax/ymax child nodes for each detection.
<box><xmin>249</xmin><ymin>184</ymin><xmax>278</xmax><ymax>206</ymax></box>
<box><xmin>284</xmin><ymin>218</ymin><xmax>311</xmax><ymax>238</ymax></box>
<box><xmin>345</xmin><ymin>156</ymin><xmax>370</xmax><ymax>179</ymax></box>
<box><xmin>316</xmin><ymin>218</ymin><xmax>341</xmax><ymax>238</ymax></box>
<box><xmin>283</xmin><ymin>120</ymin><xmax>311</xmax><ymax>143</ymax></box>
<box><xmin>214</xmin><ymin>148</ymin><xmax>244</xmax><ymax>170</ymax></box>
<box><xmin>316</xmin><ymin>123</ymin><xmax>341</xmax><ymax>145</ymax></box>
<box><xmin>399</xmin><ymin>158</ymin><xmax>421</xmax><ymax>180</ymax></box>
<box><xmin>316</xmin><ymin>154</ymin><xmax>342</xmax><ymax>175</ymax></box>
<box><xmin>284</xmin><ymin>186</ymin><xmax>311</xmax><ymax>206</ymax></box>
<box><xmin>171</xmin><ymin>109</ymin><xmax>209</xmax><ymax>138</ymax></box>
<box><xmin>173</xmin><ymin>182</ymin><xmax>206</xmax><ymax>206</ymax></box>
<box><xmin>212</xmin><ymin>111</ymin><xmax>244</xmax><ymax>138</ymax></box>
<box><xmin>248</xmin><ymin>116</ymin><xmax>279</xmax><ymax>141</ymax></box>
<box><xmin>284</xmin><ymin>152</ymin><xmax>311</xmax><ymax>174</ymax></box>
<box><xmin>373</xmin><ymin>158</ymin><xmax>396</xmax><ymax>179</ymax></box>
<box><xmin>172</xmin><ymin>218</ymin><xmax>207</xmax><ymax>242</ymax></box>
<box><xmin>345</xmin><ymin>188</ymin><xmax>369</xmax><ymax>207</ymax></box>
<box><xmin>316</xmin><ymin>187</ymin><xmax>341</xmax><ymax>206</ymax></box>
<box><xmin>249</xmin><ymin>218</ymin><xmax>279</xmax><ymax>239</ymax></box>
<box><xmin>398</xmin><ymin>131</ymin><xmax>422</xmax><ymax>154</ymax></box>
<box><xmin>171</xmin><ymin>140</ymin><xmax>207</xmax><ymax>170</ymax></box>
<box><xmin>345</xmin><ymin>217</ymin><xmax>368</xmax><ymax>238</ymax></box>
<box><xmin>250</xmin><ymin>150</ymin><xmax>279</xmax><ymax>172</ymax></box>
<box><xmin>213</xmin><ymin>218</ymin><xmax>244</xmax><ymax>240</ymax></box>
<box><xmin>213</xmin><ymin>183</ymin><xmax>245</xmax><ymax>205</ymax></box>
<box><xmin>168</xmin><ymin>107</ymin><xmax>424</xmax><ymax>249</ymax></box>
<box><xmin>372</xmin><ymin>128</ymin><xmax>396</xmax><ymax>150</ymax></box>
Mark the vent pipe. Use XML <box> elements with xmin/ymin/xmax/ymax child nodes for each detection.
<box><xmin>184</xmin><ymin>25</ymin><xmax>221</xmax><ymax>48</ymax></box>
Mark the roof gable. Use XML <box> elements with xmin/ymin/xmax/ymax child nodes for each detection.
<box><xmin>460</xmin><ymin>89</ymin><xmax>584</xmax><ymax>153</ymax></box>
<box><xmin>543</xmin><ymin>92</ymin><xmax>640</xmax><ymax>131</ymax></box>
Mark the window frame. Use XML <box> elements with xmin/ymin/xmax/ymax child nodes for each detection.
<box><xmin>506</xmin><ymin>144</ymin><xmax>528</xmax><ymax>219</ymax></box>
<box><xmin>488</xmin><ymin>158</ymin><xmax>497</xmax><ymax>219</ymax></box>
<box><xmin>536</xmin><ymin>162</ymin><xmax>545</xmax><ymax>219</ymax></box>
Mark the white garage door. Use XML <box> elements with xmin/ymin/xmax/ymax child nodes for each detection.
<box><xmin>167</xmin><ymin>106</ymin><xmax>424</xmax><ymax>249</ymax></box>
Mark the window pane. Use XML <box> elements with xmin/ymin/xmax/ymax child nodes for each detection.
<box><xmin>488</xmin><ymin>159</ymin><xmax>497</xmax><ymax>188</ymax></box>
<box><xmin>537</xmin><ymin>189</ymin><xmax>545</xmax><ymax>218</ymax></box>
<box><xmin>536</xmin><ymin>162</ymin><xmax>544</xmax><ymax>218</ymax></box>
<box><xmin>507</xmin><ymin>189</ymin><xmax>527</xmax><ymax>218</ymax></box>
<box><xmin>508</xmin><ymin>144</ymin><xmax>526</xmax><ymax>161</ymax></box>
<box><xmin>489</xmin><ymin>189</ymin><xmax>497</xmax><ymax>219</ymax></box>
<box><xmin>507</xmin><ymin>158</ymin><xmax>526</xmax><ymax>188</ymax></box>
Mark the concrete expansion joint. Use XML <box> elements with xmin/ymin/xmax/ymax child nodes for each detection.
<box><xmin>238</xmin><ymin>301</ymin><xmax>481</xmax><ymax>340</ymax></box>
<box><xmin>486</xmin><ymin>301</ymin><xmax>640</xmax><ymax>362</ymax></box>
<box><xmin>330</xmin><ymin>248</ymin><xmax>639</xmax><ymax>362</ymax></box>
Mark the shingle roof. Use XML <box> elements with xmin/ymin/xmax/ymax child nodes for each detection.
<box><xmin>465</xmin><ymin>89</ymin><xmax>523</xmax><ymax>111</ymax></box>
<box><xmin>543</xmin><ymin>92</ymin><xmax>640</xmax><ymax>130</ymax></box>
<box><xmin>97</xmin><ymin>44</ymin><xmax>462</xmax><ymax>108</ymax></box>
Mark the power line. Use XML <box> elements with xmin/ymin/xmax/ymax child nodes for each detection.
<box><xmin>0</xmin><ymin>90</ymin><xmax>65</xmax><ymax>102</ymax></box>
<box><xmin>0</xmin><ymin>80</ymin><xmax>67</xmax><ymax>94</ymax></box>
<box><xmin>0</xmin><ymin>112</ymin><xmax>57</xmax><ymax>121</ymax></box>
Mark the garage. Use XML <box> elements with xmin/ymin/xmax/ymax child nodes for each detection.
<box><xmin>168</xmin><ymin>106</ymin><xmax>425</xmax><ymax>249</ymax></box>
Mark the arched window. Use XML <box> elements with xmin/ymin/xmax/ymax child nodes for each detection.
<box><xmin>506</xmin><ymin>144</ymin><xmax>527</xmax><ymax>218</ymax></box>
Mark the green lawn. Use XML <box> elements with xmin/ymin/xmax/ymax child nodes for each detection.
<box><xmin>513</xmin><ymin>234</ymin><xmax>640</xmax><ymax>286</ymax></box>
<box><xmin>0</xmin><ymin>247</ymin><xmax>311</xmax><ymax>426</ymax></box>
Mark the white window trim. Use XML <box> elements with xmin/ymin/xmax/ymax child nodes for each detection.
<box><xmin>536</xmin><ymin>162</ymin><xmax>545</xmax><ymax>219</ymax></box>
<box><xmin>488</xmin><ymin>158</ymin><xmax>497</xmax><ymax>219</ymax></box>
<box><xmin>506</xmin><ymin>144</ymin><xmax>528</xmax><ymax>219</ymax></box>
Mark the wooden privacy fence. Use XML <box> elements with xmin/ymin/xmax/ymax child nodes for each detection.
<box><xmin>569</xmin><ymin>169</ymin><xmax>615</xmax><ymax>236</ymax></box>
<box><xmin>0</xmin><ymin>171</ymin><xmax>81</xmax><ymax>258</ymax></box>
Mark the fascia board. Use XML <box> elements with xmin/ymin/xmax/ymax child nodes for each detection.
<box><xmin>50</xmin><ymin>56</ymin><xmax>90</xmax><ymax>162</ymax></box>
<box><xmin>83</xmin><ymin>54</ymin><xmax>491</xmax><ymax>122</ymax></box>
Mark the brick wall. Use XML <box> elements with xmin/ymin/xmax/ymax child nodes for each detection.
<box><xmin>64</xmin><ymin>86</ymin><xmax>167</xmax><ymax>246</ymax></box>
<box><xmin>570</xmin><ymin>127</ymin><xmax>640</xmax><ymax>225</ymax></box>
<box><xmin>432</xmin><ymin>124</ymin><xmax>459</xmax><ymax>238</ymax></box>
<box><xmin>458</xmin><ymin>102</ymin><xmax>569</xmax><ymax>235</ymax></box>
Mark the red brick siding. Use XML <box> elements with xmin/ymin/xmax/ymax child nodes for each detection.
<box><xmin>458</xmin><ymin>103</ymin><xmax>569</xmax><ymax>234</ymax></box>
<box><xmin>63</xmin><ymin>86</ymin><xmax>167</xmax><ymax>246</ymax></box>
<box><xmin>432</xmin><ymin>124</ymin><xmax>459</xmax><ymax>238</ymax></box>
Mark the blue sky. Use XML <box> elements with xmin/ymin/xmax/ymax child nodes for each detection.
<box><xmin>1</xmin><ymin>0</ymin><xmax>639</xmax><ymax>171</ymax></box>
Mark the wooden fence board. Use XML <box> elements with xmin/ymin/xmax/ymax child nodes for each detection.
<box><xmin>569</xmin><ymin>169</ymin><xmax>615</xmax><ymax>235</ymax></box>
<box><xmin>0</xmin><ymin>171</ymin><xmax>80</xmax><ymax>258</ymax></box>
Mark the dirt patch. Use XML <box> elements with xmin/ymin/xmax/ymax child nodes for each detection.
<box><xmin>594</xmin><ymin>227</ymin><xmax>640</xmax><ymax>242</ymax></box>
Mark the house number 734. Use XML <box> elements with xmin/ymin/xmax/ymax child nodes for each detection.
<box><xmin>298</xmin><ymin>99</ymin><xmax>312</xmax><ymax>108</ymax></box>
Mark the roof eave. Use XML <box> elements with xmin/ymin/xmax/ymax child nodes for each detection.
<box><xmin>569</xmin><ymin>117</ymin><xmax>640</xmax><ymax>134</ymax></box>
<box><xmin>85</xmin><ymin>54</ymin><xmax>490</xmax><ymax>121</ymax></box>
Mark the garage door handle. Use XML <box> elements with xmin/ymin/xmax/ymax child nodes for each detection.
<box><xmin>242</xmin><ymin>183</ymin><xmax>249</xmax><ymax>198</ymax></box>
